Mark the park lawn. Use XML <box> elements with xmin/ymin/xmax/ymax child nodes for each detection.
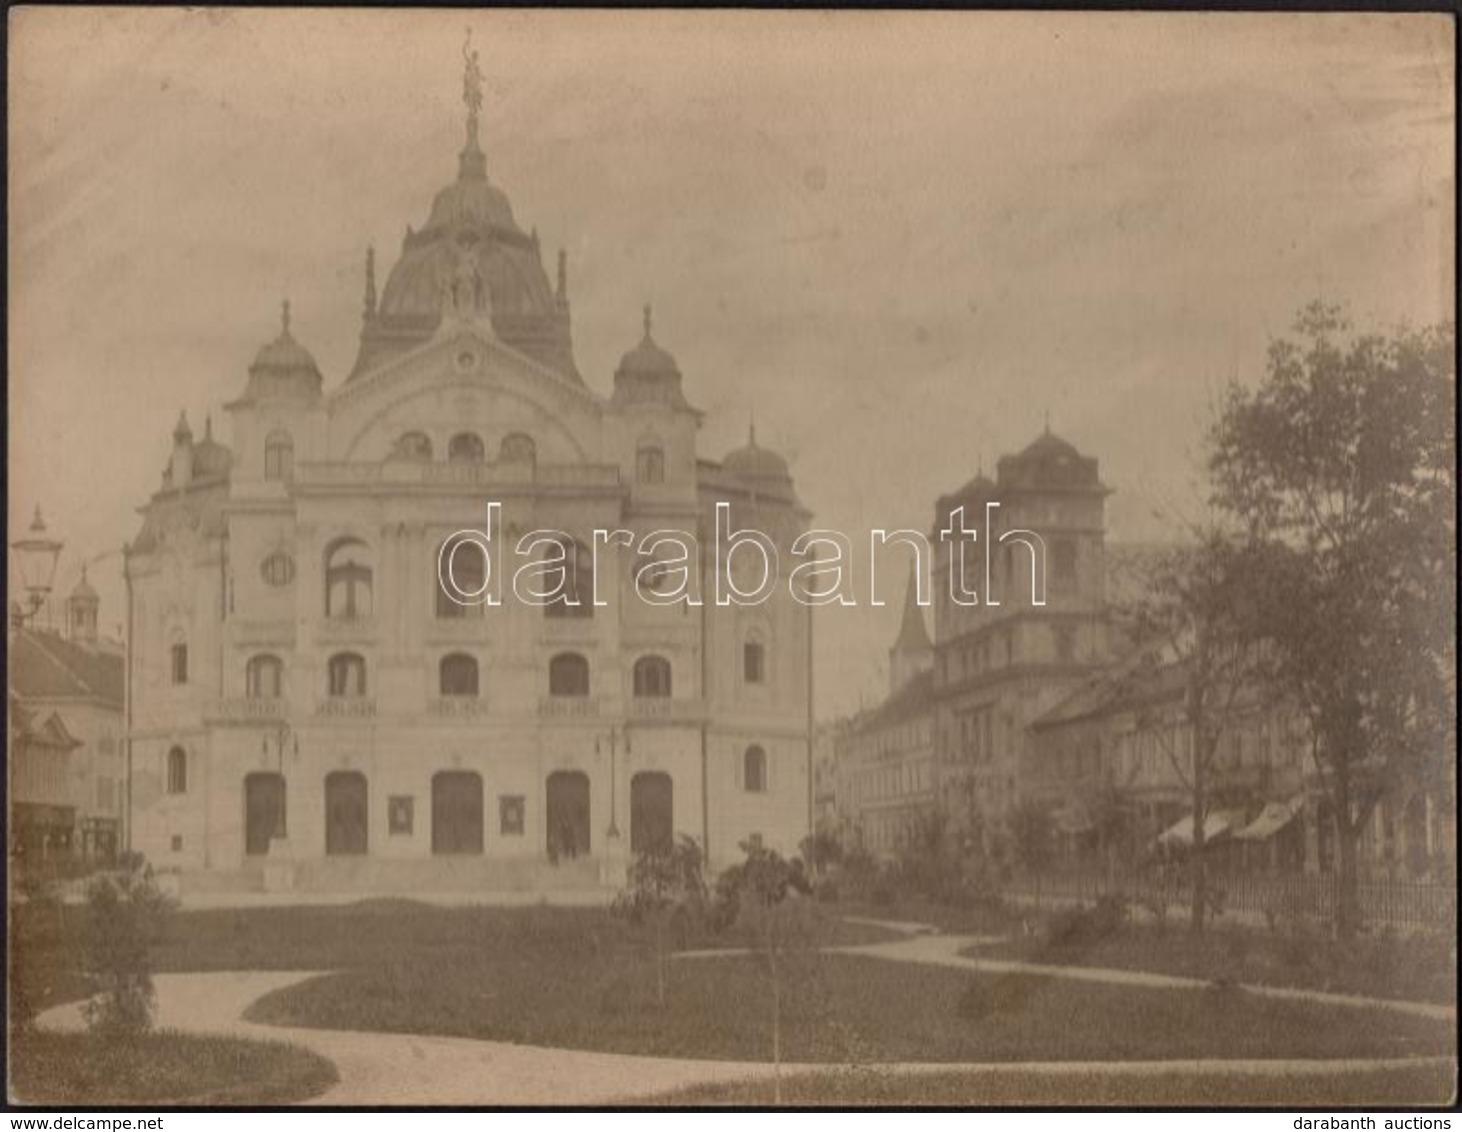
<box><xmin>966</xmin><ymin>922</ymin><xmax>1458</xmax><ymax>1006</ymax></box>
<box><xmin>245</xmin><ymin>947</ymin><xmax>1454</xmax><ymax>1064</ymax></box>
<box><xmin>653</xmin><ymin>1060</ymin><xmax>1459</xmax><ymax>1107</ymax></box>
<box><xmin>7</xmin><ymin>1029</ymin><xmax>337</xmax><ymax>1106</ymax></box>
<box><xmin>10</xmin><ymin>899</ymin><xmax>894</xmax><ymax>1018</ymax></box>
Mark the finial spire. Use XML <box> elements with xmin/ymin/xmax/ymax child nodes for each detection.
<box><xmin>204</xmin><ymin>414</ymin><xmax>213</xmax><ymax>441</ymax></box>
<box><xmin>174</xmin><ymin>409</ymin><xmax>192</xmax><ymax>442</ymax></box>
<box><xmin>748</xmin><ymin>412</ymin><xmax>757</xmax><ymax>448</ymax></box>
<box><xmin>556</xmin><ymin>249</ymin><xmax>567</xmax><ymax>301</ymax></box>
<box><xmin>643</xmin><ymin>303</ymin><xmax>652</xmax><ymax>339</ymax></box>
<box><xmin>1043</xmin><ymin>409</ymin><xmax>1051</xmax><ymax>435</ymax></box>
<box><xmin>281</xmin><ymin>299</ymin><xmax>291</xmax><ymax>336</ymax></box>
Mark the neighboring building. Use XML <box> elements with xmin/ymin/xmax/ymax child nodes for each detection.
<box><xmin>831</xmin><ymin>570</ymin><xmax>938</xmax><ymax>858</ymax></box>
<box><xmin>124</xmin><ymin>56</ymin><xmax>812</xmax><ymax>887</ymax></box>
<box><xmin>8</xmin><ymin>575</ymin><xmax>126</xmax><ymax>864</ymax></box>
<box><xmin>930</xmin><ymin>430</ymin><xmax>1113</xmax><ymax>842</ymax></box>
<box><xmin>1029</xmin><ymin>659</ymin><xmax>1457</xmax><ymax>881</ymax></box>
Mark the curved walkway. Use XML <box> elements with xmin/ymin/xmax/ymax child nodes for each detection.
<box><xmin>33</xmin><ymin>918</ymin><xmax>1453</xmax><ymax>1105</ymax></box>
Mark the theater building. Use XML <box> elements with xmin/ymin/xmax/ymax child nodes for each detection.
<box><xmin>124</xmin><ymin>58</ymin><xmax>812</xmax><ymax>891</ymax></box>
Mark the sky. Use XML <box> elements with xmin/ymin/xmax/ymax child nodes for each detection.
<box><xmin>7</xmin><ymin>9</ymin><xmax>1454</xmax><ymax>718</ymax></box>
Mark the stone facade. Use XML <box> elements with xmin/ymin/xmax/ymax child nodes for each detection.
<box><xmin>124</xmin><ymin>73</ymin><xmax>812</xmax><ymax>885</ymax></box>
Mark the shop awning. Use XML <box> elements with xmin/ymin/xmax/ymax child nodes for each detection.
<box><xmin>1156</xmin><ymin>809</ymin><xmax>1245</xmax><ymax>848</ymax></box>
<box><xmin>1232</xmin><ymin>796</ymin><xmax>1306</xmax><ymax>841</ymax></box>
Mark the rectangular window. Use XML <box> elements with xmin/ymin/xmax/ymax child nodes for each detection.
<box><xmin>170</xmin><ymin>835</ymin><xmax>183</xmax><ymax>852</ymax></box>
<box><xmin>388</xmin><ymin>796</ymin><xmax>414</xmax><ymax>836</ymax></box>
<box><xmin>171</xmin><ymin>643</ymin><xmax>188</xmax><ymax>685</ymax></box>
<box><xmin>743</xmin><ymin>641</ymin><xmax>765</xmax><ymax>684</ymax></box>
<box><xmin>500</xmin><ymin>795</ymin><xmax>525</xmax><ymax>836</ymax></box>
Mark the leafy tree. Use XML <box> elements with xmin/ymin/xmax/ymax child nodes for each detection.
<box><xmin>82</xmin><ymin>854</ymin><xmax>173</xmax><ymax>1035</ymax></box>
<box><xmin>722</xmin><ymin>840</ymin><xmax>813</xmax><ymax>1103</ymax></box>
<box><xmin>612</xmin><ymin>835</ymin><xmax>707</xmax><ymax>1008</ymax></box>
<box><xmin>1122</xmin><ymin>530</ymin><xmax>1266</xmax><ymax>933</ymax></box>
<box><xmin>1209</xmin><ymin>304</ymin><xmax>1455</xmax><ymax>937</ymax></box>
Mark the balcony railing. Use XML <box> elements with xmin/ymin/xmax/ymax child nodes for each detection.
<box><xmin>313</xmin><ymin>697</ymin><xmax>377</xmax><ymax>720</ymax></box>
<box><xmin>538</xmin><ymin>695</ymin><xmax>602</xmax><ymax>719</ymax></box>
<box><xmin>316</xmin><ymin>615</ymin><xmax>378</xmax><ymax>645</ymax></box>
<box><xmin>204</xmin><ymin>697</ymin><xmax>290</xmax><ymax>724</ymax></box>
<box><xmin>627</xmin><ymin>697</ymin><xmax>708</xmax><ymax>725</ymax></box>
<box><xmin>295</xmin><ymin>461</ymin><xmax>621</xmax><ymax>491</ymax></box>
<box><xmin>428</xmin><ymin>697</ymin><xmax>491</xmax><ymax>720</ymax></box>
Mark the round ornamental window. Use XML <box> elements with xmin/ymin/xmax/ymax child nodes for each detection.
<box><xmin>261</xmin><ymin>552</ymin><xmax>296</xmax><ymax>587</ymax></box>
<box><xmin>456</xmin><ymin>350</ymin><xmax>477</xmax><ymax>372</ymax></box>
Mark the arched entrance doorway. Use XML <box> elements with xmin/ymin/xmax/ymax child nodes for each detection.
<box><xmin>432</xmin><ymin>771</ymin><xmax>483</xmax><ymax>854</ymax></box>
<box><xmin>244</xmin><ymin>773</ymin><xmax>286</xmax><ymax>857</ymax></box>
<box><xmin>325</xmin><ymin>771</ymin><xmax>368</xmax><ymax>855</ymax></box>
<box><xmin>631</xmin><ymin>772</ymin><xmax>673</xmax><ymax>855</ymax></box>
<box><xmin>546</xmin><ymin>771</ymin><xmax>590</xmax><ymax>861</ymax></box>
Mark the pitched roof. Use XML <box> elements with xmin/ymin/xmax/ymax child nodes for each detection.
<box><xmin>8</xmin><ymin>628</ymin><xmax>124</xmax><ymax>707</ymax></box>
<box><xmin>848</xmin><ymin>668</ymin><xmax>936</xmax><ymax>733</ymax></box>
<box><xmin>891</xmin><ymin>566</ymin><xmax>931</xmax><ymax>654</ymax></box>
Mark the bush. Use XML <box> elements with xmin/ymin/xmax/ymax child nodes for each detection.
<box><xmin>1041</xmin><ymin>894</ymin><xmax>1128</xmax><ymax>954</ymax></box>
<box><xmin>81</xmin><ymin>856</ymin><xmax>173</xmax><ymax>1036</ymax></box>
<box><xmin>956</xmin><ymin>974</ymin><xmax>1052</xmax><ymax>1021</ymax></box>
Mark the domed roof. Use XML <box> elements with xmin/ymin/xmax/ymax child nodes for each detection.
<box><xmin>351</xmin><ymin>83</ymin><xmax>581</xmax><ymax>383</ymax></box>
<box><xmin>70</xmin><ymin>570</ymin><xmax>98</xmax><ymax>603</ymax></box>
<box><xmin>617</xmin><ymin>306</ymin><xmax>680</xmax><ymax>378</ymax></box>
<box><xmin>239</xmin><ymin>302</ymin><xmax>323</xmax><ymax>403</ymax></box>
<box><xmin>723</xmin><ymin>425</ymin><xmax>791</xmax><ymax>482</ymax></box>
<box><xmin>996</xmin><ymin>422</ymin><xmax>1103</xmax><ymax>491</ymax></box>
<box><xmin>192</xmin><ymin>416</ymin><xmax>233</xmax><ymax>480</ymax></box>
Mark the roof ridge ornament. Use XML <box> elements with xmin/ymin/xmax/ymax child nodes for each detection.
<box><xmin>281</xmin><ymin>298</ymin><xmax>292</xmax><ymax>337</ymax></box>
<box><xmin>460</xmin><ymin>29</ymin><xmax>487</xmax><ymax>179</ymax></box>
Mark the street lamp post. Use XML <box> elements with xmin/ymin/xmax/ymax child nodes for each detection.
<box><xmin>595</xmin><ymin>725</ymin><xmax>631</xmax><ymax>840</ymax></box>
<box><xmin>10</xmin><ymin>507</ymin><xmax>64</xmax><ymax>627</ymax></box>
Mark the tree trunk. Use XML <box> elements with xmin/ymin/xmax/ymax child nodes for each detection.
<box><xmin>1335</xmin><ymin>760</ymin><xmax>1361</xmax><ymax>940</ymax></box>
<box><xmin>766</xmin><ymin>919</ymin><xmax>782</xmax><ymax>1105</ymax></box>
<box><xmin>1190</xmin><ymin>702</ymin><xmax>1209</xmax><ymax>934</ymax></box>
<box><xmin>655</xmin><ymin>918</ymin><xmax>666</xmax><ymax>1008</ymax></box>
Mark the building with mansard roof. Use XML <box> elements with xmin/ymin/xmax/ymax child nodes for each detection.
<box><xmin>124</xmin><ymin>55</ymin><xmax>812</xmax><ymax>894</ymax></box>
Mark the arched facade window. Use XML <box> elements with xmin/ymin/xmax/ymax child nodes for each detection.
<box><xmin>743</xmin><ymin>745</ymin><xmax>767</xmax><ymax>793</ymax></box>
<box><xmin>636</xmin><ymin>443</ymin><xmax>666</xmax><ymax>485</ymax></box>
<box><xmin>549</xmin><ymin>652</ymin><xmax>590</xmax><ymax>697</ymax></box>
<box><xmin>543</xmin><ymin>539</ymin><xmax>594</xmax><ymax>620</ymax></box>
<box><xmin>499</xmin><ymin>432</ymin><xmax>536</xmax><ymax>464</ymax></box>
<box><xmin>327</xmin><ymin>652</ymin><xmax>367</xmax><ymax>698</ymax></box>
<box><xmin>264</xmin><ymin>430</ymin><xmax>294</xmax><ymax>482</ymax></box>
<box><xmin>439</xmin><ymin>653</ymin><xmax>480</xmax><ymax>698</ymax></box>
<box><xmin>393</xmin><ymin>431</ymin><xmax>433</xmax><ymax>462</ymax></box>
<box><xmin>260</xmin><ymin>551</ymin><xmax>296</xmax><ymax>587</ymax></box>
<box><xmin>448</xmin><ymin>432</ymin><xmax>485</xmax><ymax>464</ymax></box>
<box><xmin>246</xmin><ymin>654</ymin><xmax>284</xmax><ymax>699</ymax></box>
<box><xmin>743</xmin><ymin>636</ymin><xmax>766</xmax><ymax>685</ymax></box>
<box><xmin>167</xmin><ymin>746</ymin><xmax>188</xmax><ymax>795</ymax></box>
<box><xmin>633</xmin><ymin>655</ymin><xmax>672</xmax><ymax>698</ymax></box>
<box><xmin>436</xmin><ymin>535</ymin><xmax>487</xmax><ymax>618</ymax></box>
<box><xmin>325</xmin><ymin>538</ymin><xmax>373</xmax><ymax>619</ymax></box>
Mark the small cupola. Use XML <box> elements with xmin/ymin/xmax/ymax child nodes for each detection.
<box><xmin>242</xmin><ymin>300</ymin><xmax>323</xmax><ymax>403</ymax></box>
<box><xmin>67</xmin><ymin>567</ymin><xmax>100</xmax><ymax>644</ymax></box>
<box><xmin>611</xmin><ymin>305</ymin><xmax>693</xmax><ymax>411</ymax></box>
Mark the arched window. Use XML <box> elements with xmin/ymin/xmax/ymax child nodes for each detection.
<box><xmin>439</xmin><ymin>653</ymin><xmax>479</xmax><ymax>698</ymax></box>
<box><xmin>743</xmin><ymin>637</ymin><xmax>765</xmax><ymax>685</ymax></box>
<box><xmin>167</xmin><ymin>746</ymin><xmax>188</xmax><ymax>795</ymax></box>
<box><xmin>436</xmin><ymin>535</ymin><xmax>487</xmax><ymax>618</ymax></box>
<box><xmin>327</xmin><ymin>652</ymin><xmax>367</xmax><ymax>698</ymax></box>
<box><xmin>448</xmin><ymin>432</ymin><xmax>485</xmax><ymax>464</ymax></box>
<box><xmin>636</xmin><ymin>443</ymin><xmax>666</xmax><ymax>485</ymax></box>
<box><xmin>743</xmin><ymin>745</ymin><xmax>767</xmax><ymax>793</ymax></box>
<box><xmin>549</xmin><ymin>652</ymin><xmax>589</xmax><ymax>697</ymax></box>
<box><xmin>499</xmin><ymin>432</ymin><xmax>536</xmax><ymax>464</ymax></box>
<box><xmin>393</xmin><ymin>431</ymin><xmax>433</xmax><ymax>462</ymax></box>
<box><xmin>325</xmin><ymin>538</ymin><xmax>373</xmax><ymax>619</ymax></box>
<box><xmin>264</xmin><ymin>430</ymin><xmax>294</xmax><ymax>482</ymax></box>
<box><xmin>543</xmin><ymin>539</ymin><xmax>593</xmax><ymax>620</ymax></box>
<box><xmin>246</xmin><ymin>654</ymin><xmax>284</xmax><ymax>699</ymax></box>
<box><xmin>633</xmin><ymin>655</ymin><xmax>672</xmax><ymax>698</ymax></box>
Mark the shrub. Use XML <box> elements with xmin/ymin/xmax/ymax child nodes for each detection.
<box><xmin>1042</xmin><ymin>894</ymin><xmax>1128</xmax><ymax>954</ymax></box>
<box><xmin>956</xmin><ymin>974</ymin><xmax>1052</xmax><ymax>1021</ymax></box>
<box><xmin>612</xmin><ymin>836</ymin><xmax>708</xmax><ymax>1006</ymax></box>
<box><xmin>81</xmin><ymin>856</ymin><xmax>173</xmax><ymax>1036</ymax></box>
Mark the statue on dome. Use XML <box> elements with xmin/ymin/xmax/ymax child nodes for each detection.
<box><xmin>462</xmin><ymin>31</ymin><xmax>484</xmax><ymax>120</ymax></box>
